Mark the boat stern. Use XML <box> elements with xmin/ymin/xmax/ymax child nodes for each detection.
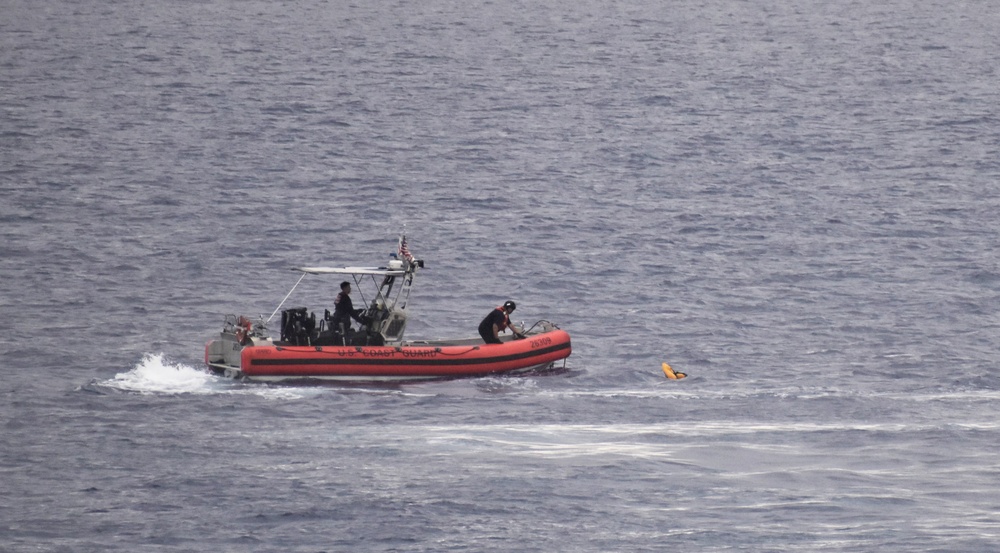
<box><xmin>205</xmin><ymin>332</ymin><xmax>245</xmax><ymax>376</ymax></box>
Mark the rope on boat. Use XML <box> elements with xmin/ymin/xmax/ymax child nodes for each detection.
<box><xmin>434</xmin><ymin>346</ymin><xmax>480</xmax><ymax>356</ymax></box>
<box><xmin>521</xmin><ymin>320</ymin><xmax>559</xmax><ymax>334</ymax></box>
<box><xmin>267</xmin><ymin>272</ymin><xmax>308</xmax><ymax>323</ymax></box>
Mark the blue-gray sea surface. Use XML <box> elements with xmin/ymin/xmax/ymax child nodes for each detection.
<box><xmin>3</xmin><ymin>0</ymin><xmax>1000</xmax><ymax>551</ymax></box>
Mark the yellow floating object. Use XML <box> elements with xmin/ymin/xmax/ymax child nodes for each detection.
<box><xmin>662</xmin><ymin>362</ymin><xmax>687</xmax><ymax>380</ymax></box>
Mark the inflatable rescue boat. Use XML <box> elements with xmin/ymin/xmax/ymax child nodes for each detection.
<box><xmin>204</xmin><ymin>236</ymin><xmax>571</xmax><ymax>382</ymax></box>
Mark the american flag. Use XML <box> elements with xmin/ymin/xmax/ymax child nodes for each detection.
<box><xmin>398</xmin><ymin>235</ymin><xmax>414</xmax><ymax>263</ymax></box>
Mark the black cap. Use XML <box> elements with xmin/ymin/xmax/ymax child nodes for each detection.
<box><xmin>503</xmin><ymin>300</ymin><xmax>516</xmax><ymax>312</ymax></box>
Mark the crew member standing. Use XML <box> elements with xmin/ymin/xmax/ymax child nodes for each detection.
<box><xmin>478</xmin><ymin>300</ymin><xmax>525</xmax><ymax>344</ymax></box>
<box><xmin>332</xmin><ymin>281</ymin><xmax>364</xmax><ymax>333</ymax></box>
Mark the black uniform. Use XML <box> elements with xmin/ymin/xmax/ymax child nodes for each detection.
<box><xmin>478</xmin><ymin>307</ymin><xmax>509</xmax><ymax>344</ymax></box>
<box><xmin>332</xmin><ymin>291</ymin><xmax>363</xmax><ymax>332</ymax></box>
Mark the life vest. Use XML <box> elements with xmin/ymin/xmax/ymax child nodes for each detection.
<box><xmin>235</xmin><ymin>316</ymin><xmax>252</xmax><ymax>345</ymax></box>
<box><xmin>494</xmin><ymin>306</ymin><xmax>510</xmax><ymax>331</ymax></box>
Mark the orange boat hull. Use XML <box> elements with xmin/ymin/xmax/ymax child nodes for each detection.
<box><xmin>237</xmin><ymin>329</ymin><xmax>571</xmax><ymax>380</ymax></box>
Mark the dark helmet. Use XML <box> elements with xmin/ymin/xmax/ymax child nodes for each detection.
<box><xmin>503</xmin><ymin>300</ymin><xmax>516</xmax><ymax>312</ymax></box>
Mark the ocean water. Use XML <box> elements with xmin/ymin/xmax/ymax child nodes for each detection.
<box><xmin>3</xmin><ymin>0</ymin><xmax>1000</xmax><ymax>550</ymax></box>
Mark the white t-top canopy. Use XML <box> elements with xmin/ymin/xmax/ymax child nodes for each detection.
<box><xmin>294</xmin><ymin>266</ymin><xmax>408</xmax><ymax>277</ymax></box>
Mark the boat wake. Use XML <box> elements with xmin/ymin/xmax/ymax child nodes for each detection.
<box><xmin>94</xmin><ymin>353</ymin><xmax>316</xmax><ymax>399</ymax></box>
<box><xmin>107</xmin><ymin>353</ymin><xmax>219</xmax><ymax>394</ymax></box>
<box><xmin>93</xmin><ymin>353</ymin><xmax>430</xmax><ymax>398</ymax></box>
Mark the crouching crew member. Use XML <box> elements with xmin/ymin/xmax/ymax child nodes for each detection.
<box><xmin>478</xmin><ymin>300</ymin><xmax>525</xmax><ymax>344</ymax></box>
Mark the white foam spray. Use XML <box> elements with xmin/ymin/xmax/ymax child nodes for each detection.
<box><xmin>104</xmin><ymin>353</ymin><xmax>366</xmax><ymax>399</ymax></box>
<box><xmin>110</xmin><ymin>353</ymin><xmax>219</xmax><ymax>394</ymax></box>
